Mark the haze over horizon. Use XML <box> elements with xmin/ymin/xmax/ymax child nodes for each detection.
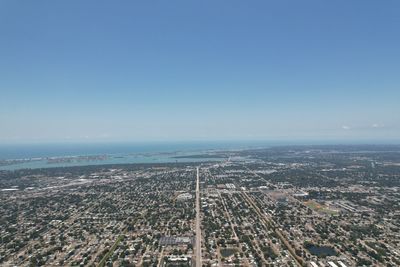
<box><xmin>1</xmin><ymin>1</ymin><xmax>399</xmax><ymax>144</ymax></box>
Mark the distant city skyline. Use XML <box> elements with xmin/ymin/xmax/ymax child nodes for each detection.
<box><xmin>1</xmin><ymin>1</ymin><xmax>399</xmax><ymax>143</ymax></box>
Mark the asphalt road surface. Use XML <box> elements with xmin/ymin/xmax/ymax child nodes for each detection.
<box><xmin>195</xmin><ymin>167</ymin><xmax>202</xmax><ymax>267</ymax></box>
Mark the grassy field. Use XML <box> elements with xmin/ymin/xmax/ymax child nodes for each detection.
<box><xmin>304</xmin><ymin>200</ymin><xmax>338</xmax><ymax>215</ymax></box>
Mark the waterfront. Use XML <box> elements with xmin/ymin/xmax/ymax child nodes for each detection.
<box><xmin>0</xmin><ymin>141</ymin><xmax>274</xmax><ymax>170</ymax></box>
<box><xmin>0</xmin><ymin>151</ymin><xmax>224</xmax><ymax>171</ymax></box>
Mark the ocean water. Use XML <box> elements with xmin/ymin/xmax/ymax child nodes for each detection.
<box><xmin>0</xmin><ymin>141</ymin><xmax>274</xmax><ymax>160</ymax></box>
<box><xmin>0</xmin><ymin>141</ymin><xmax>278</xmax><ymax>170</ymax></box>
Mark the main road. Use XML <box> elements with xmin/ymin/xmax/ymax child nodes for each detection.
<box><xmin>195</xmin><ymin>167</ymin><xmax>202</xmax><ymax>267</ymax></box>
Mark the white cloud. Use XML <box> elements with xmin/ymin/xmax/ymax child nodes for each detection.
<box><xmin>342</xmin><ymin>125</ymin><xmax>350</xmax><ymax>130</ymax></box>
<box><xmin>99</xmin><ymin>133</ymin><xmax>110</xmax><ymax>138</ymax></box>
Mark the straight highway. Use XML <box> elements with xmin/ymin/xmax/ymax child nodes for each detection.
<box><xmin>195</xmin><ymin>167</ymin><xmax>202</xmax><ymax>267</ymax></box>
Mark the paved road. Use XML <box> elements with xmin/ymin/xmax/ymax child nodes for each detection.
<box><xmin>195</xmin><ymin>167</ymin><xmax>202</xmax><ymax>267</ymax></box>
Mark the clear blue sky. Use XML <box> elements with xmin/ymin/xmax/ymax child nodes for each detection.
<box><xmin>0</xmin><ymin>0</ymin><xmax>399</xmax><ymax>143</ymax></box>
